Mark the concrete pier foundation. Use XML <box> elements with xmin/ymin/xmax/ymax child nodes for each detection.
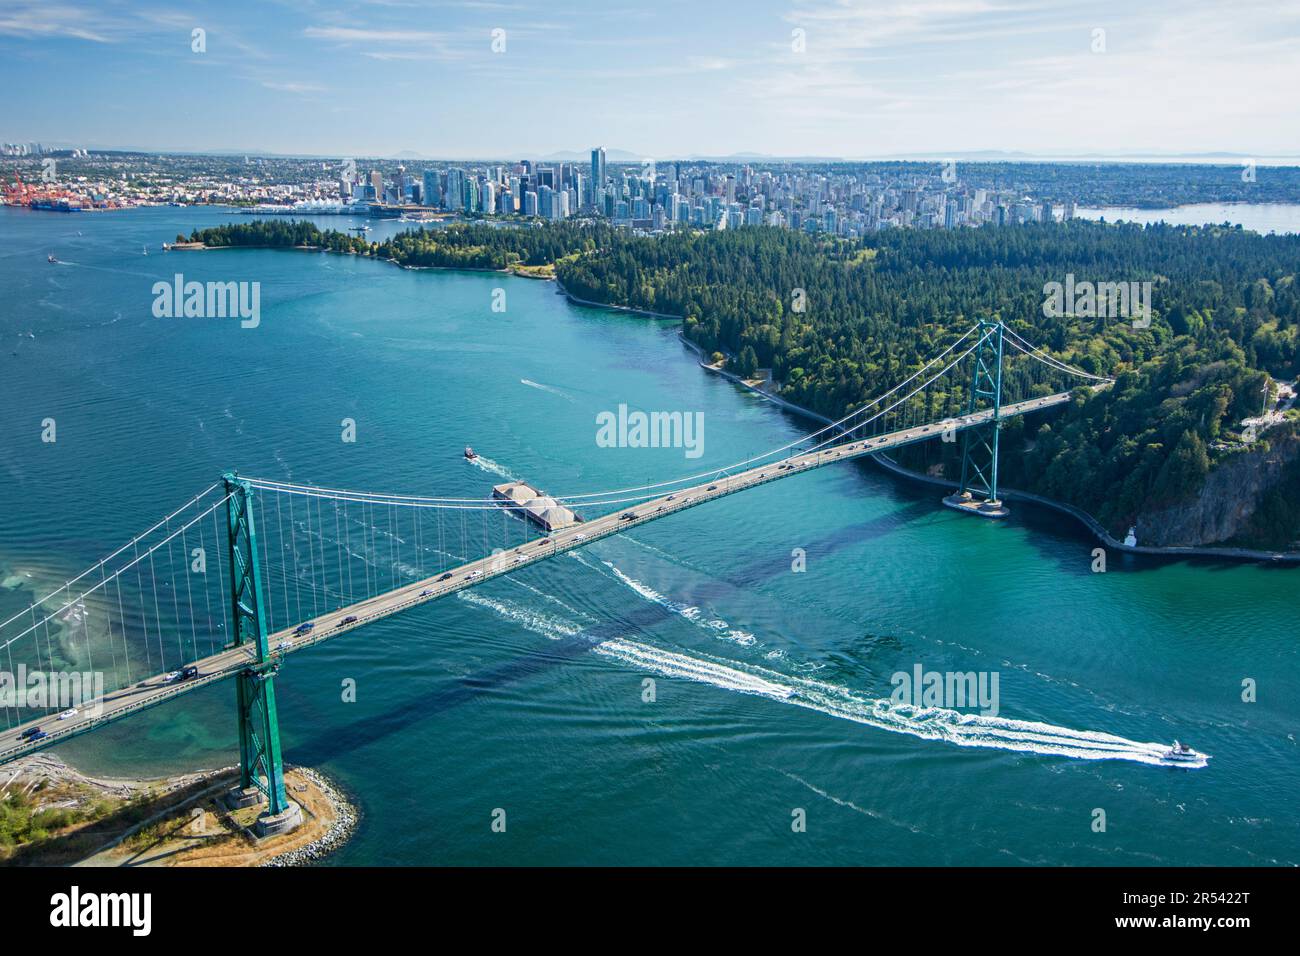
<box><xmin>255</xmin><ymin>801</ymin><xmax>304</xmax><ymax>838</ymax></box>
<box><xmin>942</xmin><ymin>491</ymin><xmax>1010</xmax><ymax>519</ymax></box>
<box><xmin>225</xmin><ymin>786</ymin><xmax>263</xmax><ymax>810</ymax></box>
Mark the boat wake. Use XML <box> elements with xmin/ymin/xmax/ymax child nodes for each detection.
<box><xmin>594</xmin><ymin>640</ymin><xmax>1209</xmax><ymax>768</ymax></box>
<box><xmin>458</xmin><ymin>591</ymin><xmax>1206</xmax><ymax>767</ymax></box>
<box><xmin>467</xmin><ymin>454</ymin><xmax>520</xmax><ymax>482</ymax></box>
<box><xmin>520</xmin><ymin>378</ymin><xmax>575</xmax><ymax>402</ymax></box>
<box><xmin>570</xmin><ymin>551</ymin><xmax>755</xmax><ymax>646</ymax></box>
<box><xmin>458</xmin><ymin>590</ymin><xmax>585</xmax><ymax>640</ymax></box>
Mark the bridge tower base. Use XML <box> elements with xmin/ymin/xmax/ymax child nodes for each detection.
<box><xmin>225</xmin><ymin>786</ymin><xmax>262</xmax><ymax>810</ymax></box>
<box><xmin>254</xmin><ymin>801</ymin><xmax>304</xmax><ymax>838</ymax></box>
<box><xmin>223</xmin><ymin>472</ymin><xmax>301</xmax><ymax>838</ymax></box>
<box><xmin>941</xmin><ymin>490</ymin><xmax>1010</xmax><ymax>519</ymax></box>
<box><xmin>945</xmin><ymin>321</ymin><xmax>1009</xmax><ymax>520</ymax></box>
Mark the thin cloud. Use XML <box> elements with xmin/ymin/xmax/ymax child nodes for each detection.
<box><xmin>303</xmin><ymin>26</ymin><xmax>448</xmax><ymax>43</ymax></box>
<box><xmin>260</xmin><ymin>79</ymin><xmax>327</xmax><ymax>94</ymax></box>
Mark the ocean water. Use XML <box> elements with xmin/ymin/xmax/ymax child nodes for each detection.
<box><xmin>1075</xmin><ymin>201</ymin><xmax>1300</xmax><ymax>235</ymax></box>
<box><xmin>1</xmin><ymin>205</ymin><xmax>1297</xmax><ymax>866</ymax></box>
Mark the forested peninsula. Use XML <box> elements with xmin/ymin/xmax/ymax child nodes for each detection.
<box><xmin>181</xmin><ymin>218</ymin><xmax>1300</xmax><ymax>551</ymax></box>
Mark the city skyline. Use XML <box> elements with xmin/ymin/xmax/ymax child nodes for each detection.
<box><xmin>2</xmin><ymin>0</ymin><xmax>1298</xmax><ymax>159</ymax></box>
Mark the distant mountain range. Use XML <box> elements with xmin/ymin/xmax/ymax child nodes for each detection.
<box><xmin>12</xmin><ymin>141</ymin><xmax>1300</xmax><ymax>166</ymax></box>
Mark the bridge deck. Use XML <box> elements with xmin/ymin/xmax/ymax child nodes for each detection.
<box><xmin>0</xmin><ymin>389</ymin><xmax>1083</xmax><ymax>766</ymax></box>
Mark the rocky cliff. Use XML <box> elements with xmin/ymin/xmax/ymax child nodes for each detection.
<box><xmin>1135</xmin><ymin>433</ymin><xmax>1300</xmax><ymax>547</ymax></box>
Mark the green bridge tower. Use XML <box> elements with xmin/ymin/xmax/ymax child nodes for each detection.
<box><xmin>221</xmin><ymin>472</ymin><xmax>302</xmax><ymax>836</ymax></box>
<box><xmin>943</xmin><ymin>320</ymin><xmax>1010</xmax><ymax>519</ymax></box>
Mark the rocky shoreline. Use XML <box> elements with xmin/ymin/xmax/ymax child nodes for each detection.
<box><xmin>1</xmin><ymin>754</ymin><xmax>359</xmax><ymax>867</ymax></box>
<box><xmin>261</xmin><ymin>767</ymin><xmax>358</xmax><ymax>867</ymax></box>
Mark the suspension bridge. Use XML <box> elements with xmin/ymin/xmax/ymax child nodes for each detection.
<box><xmin>0</xmin><ymin>321</ymin><xmax>1110</xmax><ymax>834</ymax></box>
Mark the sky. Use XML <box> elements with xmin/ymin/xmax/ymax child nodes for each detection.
<box><xmin>2</xmin><ymin>0</ymin><xmax>1299</xmax><ymax>160</ymax></box>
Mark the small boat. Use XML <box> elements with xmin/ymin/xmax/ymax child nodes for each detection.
<box><xmin>142</xmin><ymin>244</ymin><xmax>148</xmax><ymax>256</ymax></box>
<box><xmin>1161</xmin><ymin>740</ymin><xmax>1204</xmax><ymax>763</ymax></box>
<box><xmin>464</xmin><ymin>446</ymin><xmax>478</xmax><ymax>460</ymax></box>
<box><xmin>47</xmin><ymin>254</ymin><xmax>58</xmax><ymax>264</ymax></box>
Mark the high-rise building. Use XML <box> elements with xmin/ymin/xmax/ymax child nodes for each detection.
<box><xmin>590</xmin><ymin>147</ymin><xmax>606</xmax><ymax>207</ymax></box>
<box><xmin>423</xmin><ymin>170</ymin><xmax>441</xmax><ymax>208</ymax></box>
<box><xmin>445</xmin><ymin>169</ymin><xmax>466</xmax><ymax>212</ymax></box>
<box><xmin>369</xmin><ymin>170</ymin><xmax>383</xmax><ymax>202</ymax></box>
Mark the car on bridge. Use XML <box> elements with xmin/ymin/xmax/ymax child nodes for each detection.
<box><xmin>338</xmin><ymin>615</ymin><xmax>358</xmax><ymax>627</ymax></box>
<box><xmin>294</xmin><ymin>621</ymin><xmax>315</xmax><ymax>636</ymax></box>
<box><xmin>439</xmin><ymin>572</ymin><xmax>453</xmax><ymax>581</ymax></box>
<box><xmin>26</xmin><ymin>730</ymin><xmax>48</xmax><ymax>742</ymax></box>
<box><xmin>19</xmin><ymin>725</ymin><xmax>42</xmax><ymax>739</ymax></box>
<box><xmin>177</xmin><ymin>665</ymin><xmax>199</xmax><ymax>682</ymax></box>
<box><xmin>57</xmin><ymin>709</ymin><xmax>77</xmax><ymax>720</ymax></box>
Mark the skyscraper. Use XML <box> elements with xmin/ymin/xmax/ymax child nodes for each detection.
<box><xmin>590</xmin><ymin>147</ymin><xmax>606</xmax><ymax>208</ymax></box>
<box><xmin>445</xmin><ymin>168</ymin><xmax>466</xmax><ymax>212</ymax></box>
<box><xmin>422</xmin><ymin>170</ymin><xmax>441</xmax><ymax>208</ymax></box>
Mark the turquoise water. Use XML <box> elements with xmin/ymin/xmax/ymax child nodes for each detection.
<box><xmin>1</xmin><ymin>206</ymin><xmax>1297</xmax><ymax>866</ymax></box>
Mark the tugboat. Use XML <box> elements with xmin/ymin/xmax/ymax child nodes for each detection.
<box><xmin>1161</xmin><ymin>740</ymin><xmax>1205</xmax><ymax>763</ymax></box>
<box><xmin>464</xmin><ymin>446</ymin><xmax>478</xmax><ymax>461</ymax></box>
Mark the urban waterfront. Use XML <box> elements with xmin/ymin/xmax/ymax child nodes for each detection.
<box><xmin>1</xmin><ymin>206</ymin><xmax>1297</xmax><ymax>866</ymax></box>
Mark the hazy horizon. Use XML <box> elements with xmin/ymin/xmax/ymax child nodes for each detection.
<box><xmin>2</xmin><ymin>0</ymin><xmax>1298</xmax><ymax>160</ymax></box>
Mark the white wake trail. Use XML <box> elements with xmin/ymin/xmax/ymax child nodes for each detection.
<box><xmin>594</xmin><ymin>640</ymin><xmax>1207</xmax><ymax>768</ymax></box>
<box><xmin>467</xmin><ymin>454</ymin><xmax>521</xmax><ymax>482</ymax></box>
<box><xmin>520</xmin><ymin>378</ymin><xmax>575</xmax><ymax>402</ymax></box>
<box><xmin>457</xmin><ymin>590</ymin><xmax>1206</xmax><ymax>768</ymax></box>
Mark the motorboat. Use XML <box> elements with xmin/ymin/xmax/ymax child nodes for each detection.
<box><xmin>1162</xmin><ymin>740</ymin><xmax>1205</xmax><ymax>763</ymax></box>
<box><xmin>464</xmin><ymin>446</ymin><xmax>478</xmax><ymax>460</ymax></box>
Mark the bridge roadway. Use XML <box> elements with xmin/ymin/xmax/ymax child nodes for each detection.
<box><xmin>0</xmin><ymin>389</ymin><xmax>1084</xmax><ymax>766</ymax></box>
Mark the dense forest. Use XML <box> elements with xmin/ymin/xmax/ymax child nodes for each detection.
<box><xmin>559</xmin><ymin>222</ymin><xmax>1300</xmax><ymax>544</ymax></box>
<box><xmin>191</xmin><ymin>218</ymin><xmax>1300</xmax><ymax>548</ymax></box>
<box><xmin>184</xmin><ymin>219</ymin><xmax>609</xmax><ymax>271</ymax></box>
